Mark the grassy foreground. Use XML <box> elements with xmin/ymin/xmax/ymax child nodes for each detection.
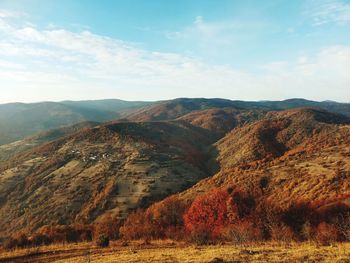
<box><xmin>0</xmin><ymin>241</ymin><xmax>349</xmax><ymax>263</ymax></box>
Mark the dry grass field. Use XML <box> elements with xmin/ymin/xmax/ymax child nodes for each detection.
<box><xmin>0</xmin><ymin>241</ymin><xmax>349</xmax><ymax>263</ymax></box>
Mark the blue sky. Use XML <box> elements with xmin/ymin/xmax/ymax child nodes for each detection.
<box><xmin>0</xmin><ymin>0</ymin><xmax>350</xmax><ymax>102</ymax></box>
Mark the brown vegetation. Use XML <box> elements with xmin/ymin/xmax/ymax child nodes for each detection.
<box><xmin>117</xmin><ymin>187</ymin><xmax>349</xmax><ymax>245</ymax></box>
<box><xmin>0</xmin><ymin>105</ymin><xmax>350</xmax><ymax>259</ymax></box>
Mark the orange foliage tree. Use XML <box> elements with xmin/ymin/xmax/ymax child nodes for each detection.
<box><xmin>148</xmin><ymin>196</ymin><xmax>187</xmax><ymax>239</ymax></box>
<box><xmin>94</xmin><ymin>215</ymin><xmax>122</xmax><ymax>240</ymax></box>
<box><xmin>120</xmin><ymin>196</ymin><xmax>187</xmax><ymax>240</ymax></box>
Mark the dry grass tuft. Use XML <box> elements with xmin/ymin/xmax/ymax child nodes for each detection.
<box><xmin>0</xmin><ymin>241</ymin><xmax>349</xmax><ymax>263</ymax></box>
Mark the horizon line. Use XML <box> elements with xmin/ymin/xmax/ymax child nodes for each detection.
<box><xmin>0</xmin><ymin>97</ymin><xmax>347</xmax><ymax>105</ymax></box>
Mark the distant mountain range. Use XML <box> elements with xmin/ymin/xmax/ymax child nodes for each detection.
<box><xmin>0</xmin><ymin>99</ymin><xmax>151</xmax><ymax>145</ymax></box>
<box><xmin>1</xmin><ymin>98</ymin><xmax>350</xmax><ymax>146</ymax></box>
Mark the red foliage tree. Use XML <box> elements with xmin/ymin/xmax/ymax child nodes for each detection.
<box><xmin>183</xmin><ymin>188</ymin><xmax>229</xmax><ymax>239</ymax></box>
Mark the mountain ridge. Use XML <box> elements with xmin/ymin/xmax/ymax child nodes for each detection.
<box><xmin>1</xmin><ymin>97</ymin><xmax>350</xmax><ymax>146</ymax></box>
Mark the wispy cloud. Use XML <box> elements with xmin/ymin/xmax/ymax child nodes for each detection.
<box><xmin>0</xmin><ymin>10</ymin><xmax>350</xmax><ymax>103</ymax></box>
<box><xmin>0</xmin><ymin>10</ymin><xmax>20</xmax><ymax>18</ymax></box>
<box><xmin>305</xmin><ymin>0</ymin><xmax>350</xmax><ymax>26</ymax></box>
<box><xmin>165</xmin><ymin>16</ymin><xmax>271</xmax><ymax>54</ymax></box>
<box><xmin>166</xmin><ymin>16</ymin><xmax>239</xmax><ymax>42</ymax></box>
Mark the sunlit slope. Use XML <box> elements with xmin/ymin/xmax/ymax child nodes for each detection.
<box><xmin>0</xmin><ymin>121</ymin><xmax>215</xmax><ymax>236</ymax></box>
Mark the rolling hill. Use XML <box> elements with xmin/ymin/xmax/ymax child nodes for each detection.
<box><xmin>0</xmin><ymin>120</ymin><xmax>216</xmax><ymax>236</ymax></box>
<box><xmin>216</xmin><ymin>108</ymin><xmax>350</xmax><ymax>169</ymax></box>
<box><xmin>126</xmin><ymin>98</ymin><xmax>350</xmax><ymax>122</ymax></box>
<box><xmin>177</xmin><ymin>108</ymin><xmax>266</xmax><ymax>135</ymax></box>
<box><xmin>157</xmin><ymin>108</ymin><xmax>350</xmax><ymax>209</ymax></box>
<box><xmin>0</xmin><ymin>98</ymin><xmax>350</xmax><ymax>239</ymax></box>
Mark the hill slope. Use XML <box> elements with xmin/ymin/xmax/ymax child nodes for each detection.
<box><xmin>153</xmin><ymin>108</ymin><xmax>350</xmax><ymax>209</ymax></box>
<box><xmin>216</xmin><ymin>108</ymin><xmax>350</xmax><ymax>169</ymax></box>
<box><xmin>177</xmin><ymin>108</ymin><xmax>266</xmax><ymax>135</ymax></box>
<box><xmin>0</xmin><ymin>121</ymin><xmax>216</xmax><ymax>236</ymax></box>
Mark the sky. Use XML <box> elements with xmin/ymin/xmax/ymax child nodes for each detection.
<box><xmin>0</xmin><ymin>0</ymin><xmax>350</xmax><ymax>103</ymax></box>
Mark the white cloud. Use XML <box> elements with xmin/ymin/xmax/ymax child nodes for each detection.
<box><xmin>0</xmin><ymin>11</ymin><xmax>349</xmax><ymax>103</ymax></box>
<box><xmin>305</xmin><ymin>0</ymin><xmax>350</xmax><ymax>26</ymax></box>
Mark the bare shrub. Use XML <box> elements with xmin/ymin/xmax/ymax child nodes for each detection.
<box><xmin>270</xmin><ymin>224</ymin><xmax>297</xmax><ymax>242</ymax></box>
<box><xmin>315</xmin><ymin>222</ymin><xmax>342</xmax><ymax>245</ymax></box>
<box><xmin>301</xmin><ymin>221</ymin><xmax>315</xmax><ymax>241</ymax></box>
<box><xmin>225</xmin><ymin>221</ymin><xmax>263</xmax><ymax>244</ymax></box>
<box><xmin>189</xmin><ymin>226</ymin><xmax>211</xmax><ymax>245</ymax></box>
